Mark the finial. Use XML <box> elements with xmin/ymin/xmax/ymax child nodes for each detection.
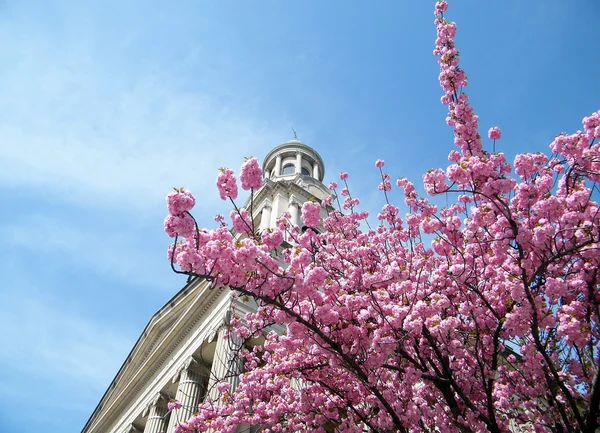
<box><xmin>291</xmin><ymin>127</ymin><xmax>298</xmax><ymax>140</ymax></box>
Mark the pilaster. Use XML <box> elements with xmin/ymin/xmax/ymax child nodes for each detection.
<box><xmin>165</xmin><ymin>364</ymin><xmax>205</xmax><ymax>432</ymax></box>
<box><xmin>206</xmin><ymin>327</ymin><xmax>243</xmax><ymax>403</ymax></box>
<box><xmin>143</xmin><ymin>393</ymin><xmax>168</xmax><ymax>433</ymax></box>
<box><xmin>295</xmin><ymin>151</ymin><xmax>303</xmax><ymax>174</ymax></box>
<box><xmin>274</xmin><ymin>155</ymin><xmax>282</xmax><ymax>177</ymax></box>
<box><xmin>259</xmin><ymin>202</ymin><xmax>272</xmax><ymax>232</ymax></box>
<box><xmin>289</xmin><ymin>194</ymin><xmax>302</xmax><ymax>227</ymax></box>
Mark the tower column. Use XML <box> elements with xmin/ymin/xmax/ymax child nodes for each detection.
<box><xmin>295</xmin><ymin>151</ymin><xmax>303</xmax><ymax>174</ymax></box>
<box><xmin>207</xmin><ymin>326</ymin><xmax>243</xmax><ymax>403</ymax></box>
<box><xmin>289</xmin><ymin>198</ymin><xmax>300</xmax><ymax>227</ymax></box>
<box><xmin>274</xmin><ymin>155</ymin><xmax>282</xmax><ymax>177</ymax></box>
<box><xmin>144</xmin><ymin>394</ymin><xmax>168</xmax><ymax>433</ymax></box>
<box><xmin>166</xmin><ymin>367</ymin><xmax>205</xmax><ymax>432</ymax></box>
<box><xmin>260</xmin><ymin>203</ymin><xmax>272</xmax><ymax>232</ymax></box>
<box><xmin>313</xmin><ymin>164</ymin><xmax>320</xmax><ymax>180</ymax></box>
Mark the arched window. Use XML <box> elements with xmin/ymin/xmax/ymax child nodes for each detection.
<box><xmin>301</xmin><ymin>167</ymin><xmax>311</xmax><ymax>176</ymax></box>
<box><xmin>281</xmin><ymin>164</ymin><xmax>295</xmax><ymax>175</ymax></box>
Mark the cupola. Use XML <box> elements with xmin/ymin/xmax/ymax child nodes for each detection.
<box><xmin>262</xmin><ymin>139</ymin><xmax>325</xmax><ymax>182</ymax></box>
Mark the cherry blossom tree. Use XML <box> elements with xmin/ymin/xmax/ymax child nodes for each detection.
<box><xmin>164</xmin><ymin>2</ymin><xmax>600</xmax><ymax>432</ymax></box>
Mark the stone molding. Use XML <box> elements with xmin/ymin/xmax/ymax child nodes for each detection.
<box><xmin>85</xmin><ymin>280</ymin><xmax>228</xmax><ymax>433</ymax></box>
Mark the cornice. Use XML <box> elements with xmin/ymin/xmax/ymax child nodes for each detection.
<box><xmin>244</xmin><ymin>176</ymin><xmax>331</xmax><ymax>212</ymax></box>
<box><xmin>85</xmin><ymin>279</ymin><xmax>228</xmax><ymax>433</ymax></box>
<box><xmin>263</xmin><ymin>141</ymin><xmax>325</xmax><ymax>174</ymax></box>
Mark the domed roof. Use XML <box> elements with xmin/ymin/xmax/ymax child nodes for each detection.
<box><xmin>282</xmin><ymin>139</ymin><xmax>306</xmax><ymax>146</ymax></box>
<box><xmin>262</xmin><ymin>139</ymin><xmax>326</xmax><ymax>182</ymax></box>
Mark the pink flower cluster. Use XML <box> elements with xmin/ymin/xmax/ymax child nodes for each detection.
<box><xmin>164</xmin><ymin>213</ymin><xmax>195</xmax><ymax>238</ymax></box>
<box><xmin>216</xmin><ymin>168</ymin><xmax>238</xmax><ymax>201</ymax></box>
<box><xmin>583</xmin><ymin>110</ymin><xmax>600</xmax><ymax>140</ymax></box>
<box><xmin>166</xmin><ymin>189</ymin><xmax>195</xmax><ymax>215</ymax></box>
<box><xmin>217</xmin><ymin>382</ymin><xmax>231</xmax><ymax>394</ymax></box>
<box><xmin>240</xmin><ymin>157</ymin><xmax>263</xmax><ymax>190</ymax></box>
<box><xmin>488</xmin><ymin>126</ymin><xmax>501</xmax><ymax>140</ymax></box>
<box><xmin>230</xmin><ymin>209</ymin><xmax>253</xmax><ymax>235</ymax></box>
<box><xmin>434</xmin><ymin>0</ymin><xmax>448</xmax><ymax>14</ymax></box>
<box><xmin>301</xmin><ymin>201</ymin><xmax>321</xmax><ymax>228</ymax></box>
<box><xmin>378</xmin><ymin>172</ymin><xmax>391</xmax><ymax>192</ymax></box>
<box><xmin>168</xmin><ymin>400</ymin><xmax>182</xmax><ymax>411</ymax></box>
<box><xmin>261</xmin><ymin>228</ymin><xmax>283</xmax><ymax>249</ymax></box>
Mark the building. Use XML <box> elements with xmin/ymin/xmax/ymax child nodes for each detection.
<box><xmin>82</xmin><ymin>139</ymin><xmax>331</xmax><ymax>433</ymax></box>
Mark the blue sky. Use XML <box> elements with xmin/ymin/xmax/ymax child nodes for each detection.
<box><xmin>0</xmin><ymin>1</ymin><xmax>598</xmax><ymax>432</ymax></box>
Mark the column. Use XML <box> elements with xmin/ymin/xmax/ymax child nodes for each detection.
<box><xmin>289</xmin><ymin>195</ymin><xmax>301</xmax><ymax>227</ymax></box>
<box><xmin>313</xmin><ymin>164</ymin><xmax>320</xmax><ymax>180</ymax></box>
<box><xmin>274</xmin><ymin>155</ymin><xmax>282</xmax><ymax>177</ymax></box>
<box><xmin>166</xmin><ymin>368</ymin><xmax>205</xmax><ymax>432</ymax></box>
<box><xmin>295</xmin><ymin>152</ymin><xmax>303</xmax><ymax>174</ymax></box>
<box><xmin>259</xmin><ymin>204</ymin><xmax>272</xmax><ymax>232</ymax></box>
<box><xmin>206</xmin><ymin>327</ymin><xmax>243</xmax><ymax>403</ymax></box>
<box><xmin>289</xmin><ymin>201</ymin><xmax>299</xmax><ymax>227</ymax></box>
<box><xmin>144</xmin><ymin>394</ymin><xmax>168</xmax><ymax>433</ymax></box>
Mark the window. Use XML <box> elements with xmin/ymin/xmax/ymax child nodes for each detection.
<box><xmin>281</xmin><ymin>164</ymin><xmax>295</xmax><ymax>175</ymax></box>
<box><xmin>301</xmin><ymin>167</ymin><xmax>311</xmax><ymax>176</ymax></box>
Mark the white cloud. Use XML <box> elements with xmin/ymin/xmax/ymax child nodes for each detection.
<box><xmin>0</xmin><ymin>2</ymin><xmax>287</xmax><ymax>213</ymax></box>
<box><xmin>0</xmin><ymin>71</ymin><xmax>281</xmax><ymax>211</ymax></box>
<box><xmin>0</xmin><ymin>212</ymin><xmax>178</xmax><ymax>290</ymax></box>
<box><xmin>0</xmin><ymin>290</ymin><xmax>131</xmax><ymax>392</ymax></box>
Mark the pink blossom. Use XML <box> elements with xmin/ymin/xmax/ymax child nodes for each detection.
<box><xmin>435</xmin><ymin>1</ymin><xmax>448</xmax><ymax>15</ymax></box>
<box><xmin>216</xmin><ymin>168</ymin><xmax>238</xmax><ymax>201</ymax></box>
<box><xmin>217</xmin><ymin>382</ymin><xmax>231</xmax><ymax>394</ymax></box>
<box><xmin>301</xmin><ymin>201</ymin><xmax>321</xmax><ymax>228</ymax></box>
<box><xmin>488</xmin><ymin>126</ymin><xmax>502</xmax><ymax>140</ymax></box>
<box><xmin>448</xmin><ymin>149</ymin><xmax>460</xmax><ymax>162</ymax></box>
<box><xmin>261</xmin><ymin>228</ymin><xmax>284</xmax><ymax>249</ymax></box>
<box><xmin>214</xmin><ymin>214</ymin><xmax>226</xmax><ymax>226</ymax></box>
<box><xmin>240</xmin><ymin>157</ymin><xmax>263</xmax><ymax>191</ymax></box>
<box><xmin>168</xmin><ymin>400</ymin><xmax>182</xmax><ymax>411</ymax></box>
<box><xmin>375</xmin><ymin>159</ymin><xmax>385</xmax><ymax>168</ymax></box>
<box><xmin>166</xmin><ymin>189</ymin><xmax>195</xmax><ymax>215</ymax></box>
<box><xmin>164</xmin><ymin>213</ymin><xmax>195</xmax><ymax>238</ymax></box>
<box><xmin>321</xmin><ymin>195</ymin><xmax>334</xmax><ymax>207</ymax></box>
<box><xmin>378</xmin><ymin>172</ymin><xmax>392</xmax><ymax>192</ymax></box>
<box><xmin>339</xmin><ymin>172</ymin><xmax>348</xmax><ymax>181</ymax></box>
<box><xmin>440</xmin><ymin>93</ymin><xmax>452</xmax><ymax>105</ymax></box>
<box><xmin>230</xmin><ymin>209</ymin><xmax>253</xmax><ymax>235</ymax></box>
<box><xmin>582</xmin><ymin>110</ymin><xmax>600</xmax><ymax>140</ymax></box>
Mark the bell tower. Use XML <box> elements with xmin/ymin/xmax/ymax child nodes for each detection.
<box><xmin>248</xmin><ymin>139</ymin><xmax>331</xmax><ymax>233</ymax></box>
